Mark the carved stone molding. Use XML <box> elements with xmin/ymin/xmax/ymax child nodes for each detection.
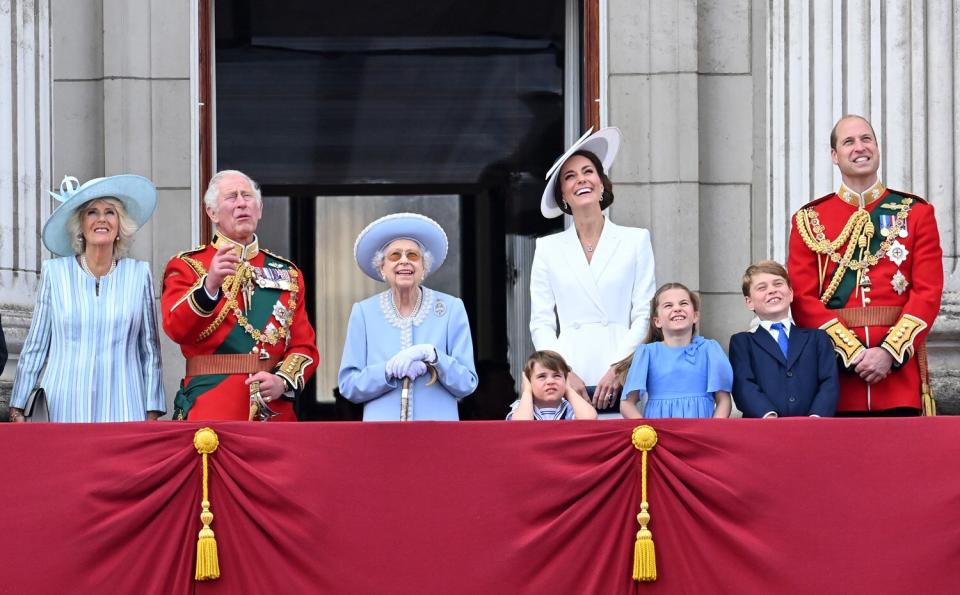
<box><xmin>1</xmin><ymin>0</ymin><xmax>52</xmax><ymax>419</ymax></box>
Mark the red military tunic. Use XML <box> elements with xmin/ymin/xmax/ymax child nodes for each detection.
<box><xmin>162</xmin><ymin>234</ymin><xmax>319</xmax><ymax>420</ymax></box>
<box><xmin>788</xmin><ymin>182</ymin><xmax>943</xmax><ymax>413</ymax></box>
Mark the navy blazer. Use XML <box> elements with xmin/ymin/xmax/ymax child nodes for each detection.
<box><xmin>729</xmin><ymin>324</ymin><xmax>839</xmax><ymax>417</ymax></box>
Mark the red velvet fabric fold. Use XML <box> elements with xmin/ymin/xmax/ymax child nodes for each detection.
<box><xmin>4</xmin><ymin>418</ymin><xmax>959</xmax><ymax>594</ymax></box>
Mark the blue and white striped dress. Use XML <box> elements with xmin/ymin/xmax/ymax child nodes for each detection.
<box><xmin>10</xmin><ymin>257</ymin><xmax>166</xmax><ymax>421</ymax></box>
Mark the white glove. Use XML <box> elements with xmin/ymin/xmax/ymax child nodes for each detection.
<box><xmin>397</xmin><ymin>360</ymin><xmax>428</xmax><ymax>380</ymax></box>
<box><xmin>385</xmin><ymin>344</ymin><xmax>436</xmax><ymax>380</ymax></box>
<box><xmin>403</xmin><ymin>344</ymin><xmax>437</xmax><ymax>363</ymax></box>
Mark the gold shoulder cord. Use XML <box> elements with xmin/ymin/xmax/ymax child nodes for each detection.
<box><xmin>196</xmin><ymin>269</ymin><xmax>245</xmax><ymax>342</ymax></box>
<box><xmin>794</xmin><ymin>197</ymin><xmax>913</xmax><ymax>304</ymax></box>
<box><xmin>181</xmin><ymin>256</ymin><xmax>207</xmax><ymax>278</ymax></box>
<box><xmin>197</xmin><ymin>265</ymin><xmax>300</xmax><ymax>344</ymax></box>
<box><xmin>169</xmin><ymin>256</ymin><xmax>211</xmax><ymax>316</ymax></box>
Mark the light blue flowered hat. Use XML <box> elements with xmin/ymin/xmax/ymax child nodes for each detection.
<box><xmin>42</xmin><ymin>174</ymin><xmax>158</xmax><ymax>256</ymax></box>
<box><xmin>353</xmin><ymin>213</ymin><xmax>448</xmax><ymax>281</ymax></box>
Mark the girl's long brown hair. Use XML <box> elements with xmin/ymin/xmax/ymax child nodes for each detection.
<box><xmin>612</xmin><ymin>283</ymin><xmax>701</xmax><ymax>382</ymax></box>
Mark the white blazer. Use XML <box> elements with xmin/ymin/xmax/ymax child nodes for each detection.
<box><xmin>529</xmin><ymin>219</ymin><xmax>656</xmax><ymax>386</ymax></box>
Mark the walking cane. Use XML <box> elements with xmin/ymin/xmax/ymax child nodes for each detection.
<box><xmin>400</xmin><ymin>365</ymin><xmax>439</xmax><ymax>421</ymax></box>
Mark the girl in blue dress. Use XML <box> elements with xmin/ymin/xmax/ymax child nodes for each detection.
<box><xmin>619</xmin><ymin>283</ymin><xmax>732</xmax><ymax>419</ymax></box>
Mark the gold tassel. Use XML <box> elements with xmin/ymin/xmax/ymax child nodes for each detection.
<box><xmin>922</xmin><ymin>383</ymin><xmax>937</xmax><ymax>417</ymax></box>
<box><xmin>194</xmin><ymin>427</ymin><xmax>221</xmax><ymax>581</ymax></box>
<box><xmin>631</xmin><ymin>425</ymin><xmax>659</xmax><ymax>582</ymax></box>
<box><xmin>918</xmin><ymin>345</ymin><xmax>936</xmax><ymax>417</ymax></box>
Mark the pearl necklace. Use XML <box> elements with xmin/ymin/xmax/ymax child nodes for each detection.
<box><xmin>391</xmin><ymin>287</ymin><xmax>423</xmax><ymax>320</ymax></box>
<box><xmin>80</xmin><ymin>255</ymin><xmax>117</xmax><ymax>296</ymax></box>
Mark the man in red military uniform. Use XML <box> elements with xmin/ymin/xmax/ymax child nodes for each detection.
<box><xmin>788</xmin><ymin>115</ymin><xmax>943</xmax><ymax>415</ymax></box>
<box><xmin>162</xmin><ymin>170</ymin><xmax>319</xmax><ymax>421</ymax></box>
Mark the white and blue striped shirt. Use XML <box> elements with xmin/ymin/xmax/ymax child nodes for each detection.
<box><xmin>11</xmin><ymin>257</ymin><xmax>166</xmax><ymax>421</ymax></box>
<box><xmin>506</xmin><ymin>399</ymin><xmax>575</xmax><ymax>420</ymax></box>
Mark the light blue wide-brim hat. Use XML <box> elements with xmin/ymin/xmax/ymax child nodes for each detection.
<box><xmin>42</xmin><ymin>174</ymin><xmax>158</xmax><ymax>256</ymax></box>
<box><xmin>354</xmin><ymin>213</ymin><xmax>449</xmax><ymax>281</ymax></box>
<box><xmin>540</xmin><ymin>126</ymin><xmax>621</xmax><ymax>219</ymax></box>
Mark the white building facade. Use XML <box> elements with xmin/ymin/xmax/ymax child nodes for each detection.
<box><xmin>2</xmin><ymin>0</ymin><xmax>958</xmax><ymax>415</ymax></box>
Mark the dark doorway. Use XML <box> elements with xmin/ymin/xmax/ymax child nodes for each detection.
<box><xmin>214</xmin><ymin>0</ymin><xmax>568</xmax><ymax>419</ymax></box>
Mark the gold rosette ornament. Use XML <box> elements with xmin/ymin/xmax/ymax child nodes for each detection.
<box><xmin>193</xmin><ymin>427</ymin><xmax>221</xmax><ymax>580</ymax></box>
<box><xmin>631</xmin><ymin>425</ymin><xmax>659</xmax><ymax>582</ymax></box>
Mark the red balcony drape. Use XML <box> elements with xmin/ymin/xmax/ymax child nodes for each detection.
<box><xmin>4</xmin><ymin>418</ymin><xmax>959</xmax><ymax>594</ymax></box>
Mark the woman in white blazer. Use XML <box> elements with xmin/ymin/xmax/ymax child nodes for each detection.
<box><xmin>530</xmin><ymin>128</ymin><xmax>656</xmax><ymax>412</ymax></box>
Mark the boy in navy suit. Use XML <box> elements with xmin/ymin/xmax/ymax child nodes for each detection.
<box><xmin>729</xmin><ymin>261</ymin><xmax>839</xmax><ymax>418</ymax></box>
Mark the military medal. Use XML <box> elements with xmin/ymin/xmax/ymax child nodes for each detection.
<box><xmin>887</xmin><ymin>240</ymin><xmax>909</xmax><ymax>266</ymax></box>
<box><xmin>254</xmin><ymin>265</ymin><xmax>293</xmax><ymax>290</ymax></box>
<box><xmin>273</xmin><ymin>301</ymin><xmax>290</xmax><ymax>326</ymax></box>
<box><xmin>891</xmin><ymin>271</ymin><xmax>909</xmax><ymax>295</ymax></box>
<box><xmin>878</xmin><ymin>214</ymin><xmax>895</xmax><ymax>237</ymax></box>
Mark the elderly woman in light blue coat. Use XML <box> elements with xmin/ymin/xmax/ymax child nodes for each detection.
<box><xmin>338</xmin><ymin>213</ymin><xmax>478</xmax><ymax>420</ymax></box>
<box><xmin>9</xmin><ymin>175</ymin><xmax>165</xmax><ymax>422</ymax></box>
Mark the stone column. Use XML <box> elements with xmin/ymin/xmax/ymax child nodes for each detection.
<box><xmin>49</xmin><ymin>0</ymin><xmax>193</xmax><ymax>416</ymax></box>
<box><xmin>0</xmin><ymin>0</ymin><xmax>52</xmax><ymax>413</ymax></box>
<box><xmin>605</xmin><ymin>0</ymin><xmax>760</xmax><ymax>344</ymax></box>
<box><xmin>765</xmin><ymin>0</ymin><xmax>960</xmax><ymax>410</ymax></box>
<box><xmin>607</xmin><ymin>0</ymin><xmax>701</xmax><ymax>291</ymax></box>
<box><xmin>2</xmin><ymin>0</ymin><xmax>193</xmax><ymax>417</ymax></box>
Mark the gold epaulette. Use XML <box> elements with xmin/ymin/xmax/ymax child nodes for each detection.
<box><xmin>886</xmin><ymin>188</ymin><xmax>929</xmax><ymax>204</ymax></box>
<box><xmin>169</xmin><ymin>246</ymin><xmax>209</xmax><ymax>279</ymax></box>
<box><xmin>881</xmin><ymin>314</ymin><xmax>927</xmax><ymax>365</ymax></box>
<box><xmin>276</xmin><ymin>353</ymin><xmax>315</xmax><ymax>391</ymax></box>
<box><xmin>173</xmin><ymin>244</ymin><xmax>207</xmax><ymax>259</ymax></box>
<box><xmin>261</xmin><ymin>248</ymin><xmax>296</xmax><ymax>269</ymax></box>
<box><xmin>797</xmin><ymin>192</ymin><xmax>836</xmax><ymax>211</ymax></box>
<box><xmin>182</xmin><ymin>256</ymin><xmax>208</xmax><ymax>279</ymax></box>
<box><xmin>820</xmin><ymin>318</ymin><xmax>865</xmax><ymax>368</ymax></box>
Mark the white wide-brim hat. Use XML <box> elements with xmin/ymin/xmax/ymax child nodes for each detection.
<box><xmin>354</xmin><ymin>213</ymin><xmax>449</xmax><ymax>281</ymax></box>
<box><xmin>42</xmin><ymin>174</ymin><xmax>158</xmax><ymax>256</ymax></box>
<box><xmin>540</xmin><ymin>127</ymin><xmax>622</xmax><ymax>219</ymax></box>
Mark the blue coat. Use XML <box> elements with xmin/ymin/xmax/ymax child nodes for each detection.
<box><xmin>338</xmin><ymin>287</ymin><xmax>478</xmax><ymax>421</ymax></box>
<box><xmin>11</xmin><ymin>257</ymin><xmax>166</xmax><ymax>421</ymax></box>
<box><xmin>729</xmin><ymin>325</ymin><xmax>839</xmax><ymax>418</ymax></box>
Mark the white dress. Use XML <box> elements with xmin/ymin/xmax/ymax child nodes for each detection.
<box><xmin>529</xmin><ymin>219</ymin><xmax>656</xmax><ymax>386</ymax></box>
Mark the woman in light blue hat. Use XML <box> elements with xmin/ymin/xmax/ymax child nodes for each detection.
<box><xmin>338</xmin><ymin>213</ymin><xmax>478</xmax><ymax>420</ymax></box>
<box><xmin>8</xmin><ymin>175</ymin><xmax>166</xmax><ymax>422</ymax></box>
